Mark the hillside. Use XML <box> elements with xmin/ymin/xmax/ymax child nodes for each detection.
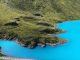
<box><xmin>0</xmin><ymin>0</ymin><xmax>79</xmax><ymax>48</ymax></box>
<box><xmin>1</xmin><ymin>0</ymin><xmax>80</xmax><ymax>21</ymax></box>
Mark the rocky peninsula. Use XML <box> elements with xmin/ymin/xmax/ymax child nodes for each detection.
<box><xmin>0</xmin><ymin>15</ymin><xmax>66</xmax><ymax>49</ymax></box>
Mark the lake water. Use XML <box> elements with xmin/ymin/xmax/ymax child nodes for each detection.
<box><xmin>0</xmin><ymin>20</ymin><xmax>80</xmax><ymax>60</ymax></box>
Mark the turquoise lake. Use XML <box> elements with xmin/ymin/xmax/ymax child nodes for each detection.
<box><xmin>0</xmin><ymin>20</ymin><xmax>80</xmax><ymax>60</ymax></box>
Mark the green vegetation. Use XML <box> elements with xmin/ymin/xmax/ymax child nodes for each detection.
<box><xmin>2</xmin><ymin>0</ymin><xmax>80</xmax><ymax>21</ymax></box>
<box><xmin>0</xmin><ymin>0</ymin><xmax>79</xmax><ymax>48</ymax></box>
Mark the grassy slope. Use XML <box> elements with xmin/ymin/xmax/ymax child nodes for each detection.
<box><xmin>0</xmin><ymin>3</ymin><xmax>19</xmax><ymax>22</ymax></box>
<box><xmin>0</xmin><ymin>2</ymin><xmax>47</xmax><ymax>38</ymax></box>
<box><xmin>4</xmin><ymin>0</ymin><xmax>80</xmax><ymax>21</ymax></box>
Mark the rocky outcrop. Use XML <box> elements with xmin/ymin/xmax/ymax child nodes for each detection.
<box><xmin>37</xmin><ymin>21</ymin><xmax>54</xmax><ymax>27</ymax></box>
<box><xmin>39</xmin><ymin>27</ymin><xmax>63</xmax><ymax>34</ymax></box>
<box><xmin>0</xmin><ymin>15</ymin><xmax>66</xmax><ymax>49</ymax></box>
<box><xmin>4</xmin><ymin>21</ymin><xmax>18</xmax><ymax>26</ymax></box>
<box><xmin>28</xmin><ymin>41</ymin><xmax>37</xmax><ymax>48</ymax></box>
<box><xmin>16</xmin><ymin>34</ymin><xmax>66</xmax><ymax>49</ymax></box>
<box><xmin>0</xmin><ymin>30</ymin><xmax>66</xmax><ymax>49</ymax></box>
<box><xmin>33</xmin><ymin>13</ymin><xmax>43</xmax><ymax>17</ymax></box>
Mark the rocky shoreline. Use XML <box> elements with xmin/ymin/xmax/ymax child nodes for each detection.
<box><xmin>0</xmin><ymin>29</ymin><xmax>66</xmax><ymax>49</ymax></box>
<box><xmin>0</xmin><ymin>36</ymin><xmax>66</xmax><ymax>48</ymax></box>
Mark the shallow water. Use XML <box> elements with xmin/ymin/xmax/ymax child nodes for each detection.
<box><xmin>0</xmin><ymin>20</ymin><xmax>80</xmax><ymax>60</ymax></box>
